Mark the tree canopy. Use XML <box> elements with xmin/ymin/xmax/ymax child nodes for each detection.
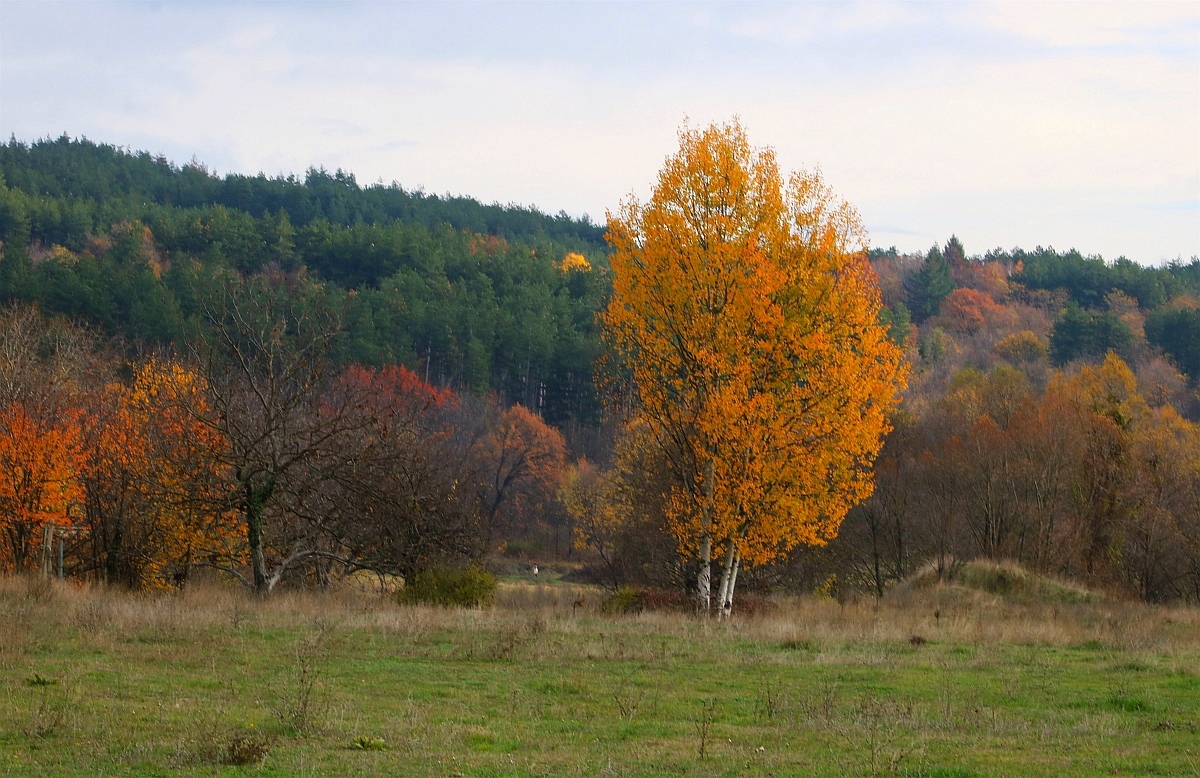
<box><xmin>602</xmin><ymin>120</ymin><xmax>907</xmax><ymax>614</ymax></box>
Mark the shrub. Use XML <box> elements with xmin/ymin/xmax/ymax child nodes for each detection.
<box><xmin>224</xmin><ymin>728</ymin><xmax>273</xmax><ymax>766</ymax></box>
<box><xmin>603</xmin><ymin>585</ymin><xmax>644</xmax><ymax>614</ymax></box>
<box><xmin>813</xmin><ymin>574</ymin><xmax>838</xmax><ymax>599</ymax></box>
<box><xmin>399</xmin><ymin>566</ymin><xmax>495</xmax><ymax>608</ymax></box>
<box><xmin>639</xmin><ymin>588</ymin><xmax>692</xmax><ymax>612</ymax></box>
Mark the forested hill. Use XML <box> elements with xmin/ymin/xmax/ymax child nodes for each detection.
<box><xmin>0</xmin><ymin>135</ymin><xmax>607</xmax><ymax>249</ymax></box>
<box><xmin>0</xmin><ymin>136</ymin><xmax>611</xmax><ymax>426</ymax></box>
<box><xmin>1</xmin><ymin>135</ymin><xmax>1198</xmax><ymax>431</ymax></box>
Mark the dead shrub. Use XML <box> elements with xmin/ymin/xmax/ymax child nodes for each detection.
<box><xmin>224</xmin><ymin>728</ymin><xmax>273</xmax><ymax>766</ymax></box>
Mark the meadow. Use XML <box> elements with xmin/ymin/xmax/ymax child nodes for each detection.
<box><xmin>1</xmin><ymin>570</ymin><xmax>1198</xmax><ymax>777</ymax></box>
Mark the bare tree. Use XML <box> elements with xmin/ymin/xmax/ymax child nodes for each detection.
<box><xmin>193</xmin><ymin>269</ymin><xmax>368</xmax><ymax>593</ymax></box>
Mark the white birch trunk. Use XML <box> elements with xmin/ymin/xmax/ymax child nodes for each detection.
<box><xmin>696</xmin><ymin>460</ymin><xmax>715</xmax><ymax>613</ymax></box>
<box><xmin>716</xmin><ymin>541</ymin><xmax>736</xmax><ymax>619</ymax></box>
<box><xmin>722</xmin><ymin>551</ymin><xmax>742</xmax><ymax>617</ymax></box>
<box><xmin>697</xmin><ymin>534</ymin><xmax>712</xmax><ymax>612</ymax></box>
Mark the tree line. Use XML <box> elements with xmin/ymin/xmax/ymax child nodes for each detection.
<box><xmin>0</xmin><ymin>292</ymin><xmax>566</xmax><ymax>592</ymax></box>
<box><xmin>1</xmin><ymin>132</ymin><xmax>1198</xmax><ymax>604</ymax></box>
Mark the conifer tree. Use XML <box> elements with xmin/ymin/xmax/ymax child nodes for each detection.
<box><xmin>904</xmin><ymin>245</ymin><xmax>955</xmax><ymax>321</ymax></box>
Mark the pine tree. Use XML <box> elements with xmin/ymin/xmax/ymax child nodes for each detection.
<box><xmin>905</xmin><ymin>244</ymin><xmax>954</xmax><ymax>321</ymax></box>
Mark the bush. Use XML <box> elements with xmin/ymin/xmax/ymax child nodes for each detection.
<box><xmin>639</xmin><ymin>588</ymin><xmax>692</xmax><ymax>612</ymax></box>
<box><xmin>224</xmin><ymin>728</ymin><xmax>273</xmax><ymax>766</ymax></box>
<box><xmin>602</xmin><ymin>585</ymin><xmax>644</xmax><ymax>614</ymax></box>
<box><xmin>399</xmin><ymin>566</ymin><xmax>495</xmax><ymax>608</ymax></box>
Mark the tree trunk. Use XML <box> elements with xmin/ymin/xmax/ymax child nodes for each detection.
<box><xmin>716</xmin><ymin>540</ymin><xmax>736</xmax><ymax>618</ymax></box>
<box><xmin>717</xmin><ymin>544</ymin><xmax>742</xmax><ymax>618</ymax></box>
<box><xmin>8</xmin><ymin>523</ymin><xmax>31</xmax><ymax>572</ymax></box>
<box><xmin>245</xmin><ymin>477</ymin><xmax>276</xmax><ymax>594</ymax></box>
<box><xmin>316</xmin><ymin>555</ymin><xmax>332</xmax><ymax>589</ymax></box>
<box><xmin>697</xmin><ymin>534</ymin><xmax>712</xmax><ymax>613</ymax></box>
<box><xmin>696</xmin><ymin>460</ymin><xmax>715</xmax><ymax>613</ymax></box>
<box><xmin>873</xmin><ymin>545</ymin><xmax>884</xmax><ymax>600</ymax></box>
<box><xmin>106</xmin><ymin>520</ymin><xmax>123</xmax><ymax>587</ymax></box>
<box><xmin>725</xmin><ymin>551</ymin><xmax>741</xmax><ymax>616</ymax></box>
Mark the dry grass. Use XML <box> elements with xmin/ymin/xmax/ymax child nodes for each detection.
<box><xmin>3</xmin><ymin>571</ymin><xmax>1197</xmax><ymax>662</ymax></box>
<box><xmin>3</xmin><ymin>571</ymin><xmax>1197</xmax><ymax>666</ymax></box>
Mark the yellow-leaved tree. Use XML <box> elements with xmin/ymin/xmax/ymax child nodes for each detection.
<box><xmin>77</xmin><ymin>359</ymin><xmax>238</xmax><ymax>589</ymax></box>
<box><xmin>602</xmin><ymin>120</ymin><xmax>907</xmax><ymax>614</ymax></box>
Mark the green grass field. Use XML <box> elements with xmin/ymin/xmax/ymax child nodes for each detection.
<box><xmin>1</xmin><ymin>572</ymin><xmax>1198</xmax><ymax>777</ymax></box>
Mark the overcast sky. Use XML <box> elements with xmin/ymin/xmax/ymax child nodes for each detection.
<box><xmin>1</xmin><ymin>1</ymin><xmax>1197</xmax><ymax>264</ymax></box>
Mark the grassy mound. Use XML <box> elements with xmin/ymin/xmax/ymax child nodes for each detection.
<box><xmin>893</xmin><ymin>559</ymin><xmax>1100</xmax><ymax>606</ymax></box>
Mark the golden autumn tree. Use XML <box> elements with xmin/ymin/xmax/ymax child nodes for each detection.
<box><xmin>139</xmin><ymin>359</ymin><xmax>242</xmax><ymax>585</ymax></box>
<box><xmin>0</xmin><ymin>403</ymin><xmax>84</xmax><ymax>572</ymax></box>
<box><xmin>77</xmin><ymin>359</ymin><xmax>238</xmax><ymax>589</ymax></box>
<box><xmin>602</xmin><ymin>120</ymin><xmax>907</xmax><ymax>613</ymax></box>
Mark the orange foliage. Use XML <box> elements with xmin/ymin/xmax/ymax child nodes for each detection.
<box><xmin>76</xmin><ymin>359</ymin><xmax>238</xmax><ymax>588</ymax></box>
<box><xmin>468</xmin><ymin>234</ymin><xmax>510</xmax><ymax>256</ymax></box>
<box><xmin>478</xmin><ymin>404</ymin><xmax>567</xmax><ymax>528</ymax></box>
<box><xmin>559</xmin><ymin>252</ymin><xmax>592</xmax><ymax>273</ymax></box>
<box><xmin>940</xmin><ymin>288</ymin><xmax>1003</xmax><ymax>334</ymax></box>
<box><xmin>603</xmin><ymin>120</ymin><xmax>907</xmax><ymax>606</ymax></box>
<box><xmin>132</xmin><ymin>359</ymin><xmax>239</xmax><ymax>583</ymax></box>
<box><xmin>967</xmin><ymin>261</ymin><xmax>1011</xmax><ymax>299</ymax></box>
<box><xmin>0</xmin><ymin>403</ymin><xmax>84</xmax><ymax>571</ymax></box>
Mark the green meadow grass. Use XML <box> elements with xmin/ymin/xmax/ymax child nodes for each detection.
<box><xmin>1</xmin><ymin>575</ymin><xmax>1198</xmax><ymax>777</ymax></box>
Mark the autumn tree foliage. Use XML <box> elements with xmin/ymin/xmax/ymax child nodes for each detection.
<box><xmin>0</xmin><ymin>304</ymin><xmax>91</xmax><ymax>572</ymax></box>
<box><xmin>0</xmin><ymin>293</ymin><xmax>571</xmax><ymax>589</ymax></box>
<box><xmin>470</xmin><ymin>402</ymin><xmax>568</xmax><ymax>549</ymax></box>
<box><xmin>0</xmin><ymin>403</ymin><xmax>83</xmax><ymax>571</ymax></box>
<box><xmin>940</xmin><ymin>288</ymin><xmax>1003</xmax><ymax>335</ymax></box>
<box><xmin>833</xmin><ymin>352</ymin><xmax>1200</xmax><ymax>602</ymax></box>
<box><xmin>303</xmin><ymin>364</ymin><xmax>484</xmax><ymax>581</ymax></box>
<box><xmin>76</xmin><ymin>360</ymin><xmax>238</xmax><ymax>588</ymax></box>
<box><xmin>601</xmin><ymin>120</ymin><xmax>907</xmax><ymax>614</ymax></box>
<box><xmin>190</xmin><ymin>266</ymin><xmax>571</xmax><ymax>593</ymax></box>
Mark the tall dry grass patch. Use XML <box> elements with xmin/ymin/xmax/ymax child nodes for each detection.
<box><xmin>1</xmin><ymin>571</ymin><xmax>1197</xmax><ymax>660</ymax></box>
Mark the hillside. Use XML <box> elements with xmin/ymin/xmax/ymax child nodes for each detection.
<box><xmin>3</xmin><ymin>137</ymin><xmax>1197</xmax><ymax>406</ymax></box>
<box><xmin>0</xmin><ymin>136</ymin><xmax>610</xmax><ymax>424</ymax></box>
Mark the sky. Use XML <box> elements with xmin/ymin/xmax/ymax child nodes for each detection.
<box><xmin>1</xmin><ymin>1</ymin><xmax>1197</xmax><ymax>264</ymax></box>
